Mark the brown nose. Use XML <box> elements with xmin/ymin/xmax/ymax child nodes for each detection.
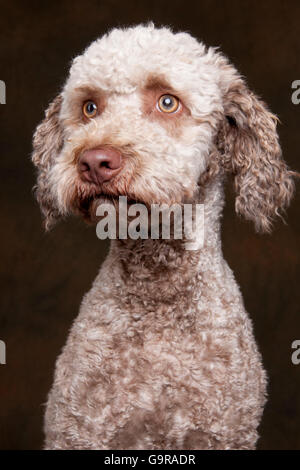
<box><xmin>78</xmin><ymin>147</ymin><xmax>122</xmax><ymax>184</ymax></box>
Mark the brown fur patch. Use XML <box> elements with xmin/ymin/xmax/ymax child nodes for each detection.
<box><xmin>32</xmin><ymin>94</ymin><xmax>64</xmax><ymax>229</ymax></box>
<box><xmin>217</xmin><ymin>78</ymin><xmax>297</xmax><ymax>232</ymax></box>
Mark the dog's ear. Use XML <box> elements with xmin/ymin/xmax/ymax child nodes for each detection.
<box><xmin>32</xmin><ymin>94</ymin><xmax>64</xmax><ymax>230</ymax></box>
<box><xmin>218</xmin><ymin>70</ymin><xmax>296</xmax><ymax>232</ymax></box>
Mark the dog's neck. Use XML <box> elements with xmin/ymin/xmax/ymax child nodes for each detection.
<box><xmin>107</xmin><ymin>177</ymin><xmax>225</xmax><ymax>305</ymax></box>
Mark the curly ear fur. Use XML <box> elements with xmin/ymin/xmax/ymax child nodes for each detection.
<box><xmin>219</xmin><ymin>77</ymin><xmax>296</xmax><ymax>232</ymax></box>
<box><xmin>32</xmin><ymin>95</ymin><xmax>63</xmax><ymax>230</ymax></box>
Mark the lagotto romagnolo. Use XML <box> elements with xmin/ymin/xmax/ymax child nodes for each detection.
<box><xmin>32</xmin><ymin>24</ymin><xmax>296</xmax><ymax>449</ymax></box>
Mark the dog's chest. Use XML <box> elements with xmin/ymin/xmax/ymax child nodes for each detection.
<box><xmin>66</xmin><ymin>315</ymin><xmax>234</xmax><ymax>415</ymax></box>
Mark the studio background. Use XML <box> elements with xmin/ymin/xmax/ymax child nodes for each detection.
<box><xmin>0</xmin><ymin>0</ymin><xmax>299</xmax><ymax>450</ymax></box>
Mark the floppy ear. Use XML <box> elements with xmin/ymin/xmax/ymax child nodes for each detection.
<box><xmin>218</xmin><ymin>72</ymin><xmax>296</xmax><ymax>232</ymax></box>
<box><xmin>32</xmin><ymin>94</ymin><xmax>64</xmax><ymax>230</ymax></box>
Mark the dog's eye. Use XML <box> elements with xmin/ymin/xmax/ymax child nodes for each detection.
<box><xmin>82</xmin><ymin>101</ymin><xmax>98</xmax><ymax>118</ymax></box>
<box><xmin>157</xmin><ymin>95</ymin><xmax>180</xmax><ymax>113</ymax></box>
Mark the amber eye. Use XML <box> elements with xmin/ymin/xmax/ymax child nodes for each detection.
<box><xmin>82</xmin><ymin>100</ymin><xmax>98</xmax><ymax>118</ymax></box>
<box><xmin>157</xmin><ymin>94</ymin><xmax>180</xmax><ymax>113</ymax></box>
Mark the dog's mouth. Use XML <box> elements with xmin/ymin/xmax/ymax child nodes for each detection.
<box><xmin>95</xmin><ymin>192</ymin><xmax>147</xmax><ymax>207</ymax></box>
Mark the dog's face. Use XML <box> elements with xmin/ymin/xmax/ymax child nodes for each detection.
<box><xmin>32</xmin><ymin>24</ymin><xmax>295</xmax><ymax>231</ymax></box>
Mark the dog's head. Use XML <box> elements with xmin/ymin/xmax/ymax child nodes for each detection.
<box><xmin>32</xmin><ymin>24</ymin><xmax>295</xmax><ymax>231</ymax></box>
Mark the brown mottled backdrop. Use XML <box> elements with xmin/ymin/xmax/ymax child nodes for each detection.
<box><xmin>0</xmin><ymin>0</ymin><xmax>299</xmax><ymax>450</ymax></box>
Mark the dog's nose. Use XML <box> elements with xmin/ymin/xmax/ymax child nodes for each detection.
<box><xmin>78</xmin><ymin>147</ymin><xmax>122</xmax><ymax>184</ymax></box>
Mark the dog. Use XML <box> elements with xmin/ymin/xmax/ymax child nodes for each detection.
<box><xmin>32</xmin><ymin>24</ymin><xmax>296</xmax><ymax>449</ymax></box>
